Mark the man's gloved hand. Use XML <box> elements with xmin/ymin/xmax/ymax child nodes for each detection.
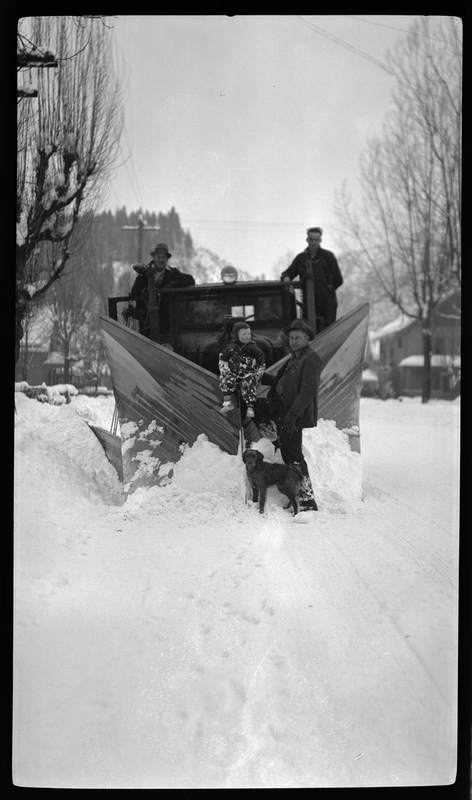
<box><xmin>282</xmin><ymin>412</ymin><xmax>297</xmax><ymax>436</ymax></box>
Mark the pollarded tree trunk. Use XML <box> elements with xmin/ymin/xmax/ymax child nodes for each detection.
<box><xmin>16</xmin><ymin>15</ymin><xmax>123</xmax><ymax>366</ymax></box>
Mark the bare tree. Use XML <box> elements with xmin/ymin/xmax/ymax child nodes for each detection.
<box><xmin>335</xmin><ymin>16</ymin><xmax>461</xmax><ymax>402</ymax></box>
<box><xmin>272</xmin><ymin>250</ymin><xmax>296</xmax><ymax>279</ymax></box>
<box><xmin>46</xmin><ymin>265</ymin><xmax>95</xmax><ymax>384</ymax></box>
<box><xmin>78</xmin><ymin>318</ymin><xmax>112</xmax><ymax>392</ymax></box>
<box><xmin>16</xmin><ymin>15</ymin><xmax>124</xmax><ymax>366</ymax></box>
<box><xmin>44</xmin><ymin>214</ymin><xmax>116</xmax><ymax>384</ymax></box>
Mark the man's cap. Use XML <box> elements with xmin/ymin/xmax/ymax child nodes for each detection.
<box><xmin>150</xmin><ymin>243</ymin><xmax>172</xmax><ymax>257</ymax></box>
<box><xmin>283</xmin><ymin>318</ymin><xmax>315</xmax><ymax>339</ymax></box>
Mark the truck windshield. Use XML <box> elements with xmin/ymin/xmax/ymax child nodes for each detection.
<box><xmin>173</xmin><ymin>293</ymin><xmax>285</xmax><ymax>328</ymax></box>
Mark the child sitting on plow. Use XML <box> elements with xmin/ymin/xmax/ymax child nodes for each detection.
<box><xmin>218</xmin><ymin>321</ymin><xmax>265</xmax><ymax>420</ymax></box>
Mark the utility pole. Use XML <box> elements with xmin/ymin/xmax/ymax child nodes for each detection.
<box><xmin>121</xmin><ymin>214</ymin><xmax>160</xmax><ymax>264</ymax></box>
<box><xmin>122</xmin><ymin>215</ymin><xmax>161</xmax><ymax>343</ymax></box>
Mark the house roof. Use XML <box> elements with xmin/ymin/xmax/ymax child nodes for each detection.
<box><xmin>43</xmin><ymin>351</ymin><xmax>64</xmax><ymax>365</ymax></box>
<box><xmin>371</xmin><ymin>289</ymin><xmax>461</xmax><ymax>341</ymax></box>
<box><xmin>362</xmin><ymin>369</ymin><xmax>379</xmax><ymax>383</ymax></box>
<box><xmin>398</xmin><ymin>354</ymin><xmax>461</xmax><ymax>368</ymax></box>
<box><xmin>370</xmin><ymin>314</ymin><xmax>415</xmax><ymax>341</ymax></box>
<box><xmin>43</xmin><ymin>352</ymin><xmax>84</xmax><ymax>374</ymax></box>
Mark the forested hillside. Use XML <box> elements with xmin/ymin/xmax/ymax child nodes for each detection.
<box><xmin>90</xmin><ymin>207</ymin><xmax>193</xmax><ymax>269</ymax></box>
<box><xmin>82</xmin><ymin>206</ymin><xmax>254</xmax><ymax>295</ymax></box>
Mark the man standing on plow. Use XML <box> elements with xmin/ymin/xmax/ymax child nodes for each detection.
<box><xmin>281</xmin><ymin>227</ymin><xmax>343</xmax><ymax>331</ymax></box>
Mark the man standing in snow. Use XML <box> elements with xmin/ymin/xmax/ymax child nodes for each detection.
<box><xmin>281</xmin><ymin>227</ymin><xmax>343</xmax><ymax>331</ymax></box>
<box><xmin>265</xmin><ymin>318</ymin><xmax>321</xmax><ymax>513</ymax></box>
<box><xmin>129</xmin><ymin>243</ymin><xmax>195</xmax><ymax>337</ymax></box>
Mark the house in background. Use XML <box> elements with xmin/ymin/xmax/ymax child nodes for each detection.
<box><xmin>15</xmin><ymin>309</ymin><xmax>52</xmax><ymax>385</ymax></box>
<box><xmin>15</xmin><ymin>313</ymin><xmax>112</xmax><ymax>391</ymax></box>
<box><xmin>367</xmin><ymin>290</ymin><xmax>461</xmax><ymax>399</ymax></box>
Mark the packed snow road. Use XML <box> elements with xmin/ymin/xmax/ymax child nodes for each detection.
<box><xmin>13</xmin><ymin>394</ymin><xmax>459</xmax><ymax>788</ymax></box>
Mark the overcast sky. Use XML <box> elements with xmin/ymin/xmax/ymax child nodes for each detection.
<box><xmin>103</xmin><ymin>14</ymin><xmax>430</xmax><ymax>276</ymax></box>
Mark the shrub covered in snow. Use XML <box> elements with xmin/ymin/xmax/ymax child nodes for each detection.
<box><xmin>15</xmin><ymin>382</ymin><xmax>78</xmax><ymax>405</ymax></box>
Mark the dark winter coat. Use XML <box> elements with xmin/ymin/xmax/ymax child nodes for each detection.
<box><xmin>266</xmin><ymin>344</ymin><xmax>322</xmax><ymax>429</ymax></box>
<box><xmin>131</xmin><ymin>262</ymin><xmax>195</xmax><ymax>332</ymax></box>
<box><xmin>281</xmin><ymin>246</ymin><xmax>343</xmax><ymax>328</ymax></box>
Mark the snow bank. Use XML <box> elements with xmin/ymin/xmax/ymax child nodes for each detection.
<box><xmin>15</xmin><ymin>391</ymin><xmax>363</xmax><ymax>522</ymax></box>
<box><xmin>304</xmin><ymin>421</ymin><xmax>362</xmax><ymax>512</ymax></box>
<box><xmin>15</xmin><ymin>381</ymin><xmax>79</xmax><ymax>405</ymax></box>
<box><xmin>172</xmin><ymin>434</ymin><xmax>242</xmax><ymax>494</ymax></box>
<box><xmin>14</xmin><ymin>392</ymin><xmax>123</xmax><ymax>509</ymax></box>
<box><xmin>120</xmin><ymin>418</ymin><xmax>362</xmax><ymax>527</ymax></box>
<box><xmin>69</xmin><ymin>393</ymin><xmax>116</xmax><ymax>430</ymax></box>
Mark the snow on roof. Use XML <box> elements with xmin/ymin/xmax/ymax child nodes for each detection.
<box><xmin>42</xmin><ymin>354</ymin><xmax>84</xmax><ymax>376</ymax></box>
<box><xmin>43</xmin><ymin>351</ymin><xmax>64</xmax><ymax>365</ymax></box>
<box><xmin>362</xmin><ymin>369</ymin><xmax>379</xmax><ymax>383</ymax></box>
<box><xmin>399</xmin><ymin>355</ymin><xmax>461</xmax><ymax>368</ymax></box>
<box><xmin>370</xmin><ymin>314</ymin><xmax>415</xmax><ymax>340</ymax></box>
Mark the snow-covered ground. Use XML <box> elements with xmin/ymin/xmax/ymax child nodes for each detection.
<box><xmin>13</xmin><ymin>392</ymin><xmax>460</xmax><ymax>788</ymax></box>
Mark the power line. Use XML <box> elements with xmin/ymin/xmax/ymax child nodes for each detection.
<box><xmin>181</xmin><ymin>219</ymin><xmax>308</xmax><ymax>228</ymax></box>
<box><xmin>290</xmin><ymin>14</ymin><xmax>398</xmax><ymax>79</ymax></box>
<box><xmin>182</xmin><ymin>220</ymin><xmax>349</xmax><ymax>239</ymax></box>
<box><xmin>342</xmin><ymin>15</ymin><xmax>413</xmax><ymax>34</ymax></box>
<box><xmin>343</xmin><ymin>14</ymin><xmax>446</xmax><ymax>41</ymax></box>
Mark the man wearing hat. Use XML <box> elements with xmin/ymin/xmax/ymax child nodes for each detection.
<box><xmin>130</xmin><ymin>243</ymin><xmax>195</xmax><ymax>337</ymax></box>
<box><xmin>265</xmin><ymin>318</ymin><xmax>321</xmax><ymax>512</ymax></box>
<box><xmin>281</xmin><ymin>227</ymin><xmax>343</xmax><ymax>331</ymax></box>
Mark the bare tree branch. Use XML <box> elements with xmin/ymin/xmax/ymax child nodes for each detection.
<box><xmin>335</xmin><ymin>17</ymin><xmax>461</xmax><ymax>401</ymax></box>
<box><xmin>16</xmin><ymin>15</ymin><xmax>124</xmax><ymax>365</ymax></box>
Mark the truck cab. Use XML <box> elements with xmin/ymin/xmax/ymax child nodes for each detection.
<box><xmin>107</xmin><ymin>271</ymin><xmax>305</xmax><ymax>371</ymax></box>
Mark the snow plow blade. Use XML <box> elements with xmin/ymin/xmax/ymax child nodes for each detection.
<box><xmin>99</xmin><ymin>317</ymin><xmax>240</xmax><ymax>493</ymax></box>
<box><xmin>87</xmin><ymin>423</ymin><xmax>124</xmax><ymax>482</ymax></box>
<box><xmin>99</xmin><ymin>302</ymin><xmax>369</xmax><ymax>492</ymax></box>
<box><xmin>258</xmin><ymin>301</ymin><xmax>370</xmax><ymax>452</ymax></box>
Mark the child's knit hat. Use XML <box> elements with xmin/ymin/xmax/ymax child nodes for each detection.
<box><xmin>231</xmin><ymin>321</ymin><xmax>250</xmax><ymax>341</ymax></box>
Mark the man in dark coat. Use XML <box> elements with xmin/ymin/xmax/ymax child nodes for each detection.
<box><xmin>130</xmin><ymin>243</ymin><xmax>195</xmax><ymax>337</ymax></box>
<box><xmin>281</xmin><ymin>227</ymin><xmax>343</xmax><ymax>331</ymax></box>
<box><xmin>265</xmin><ymin>318</ymin><xmax>321</xmax><ymax>513</ymax></box>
